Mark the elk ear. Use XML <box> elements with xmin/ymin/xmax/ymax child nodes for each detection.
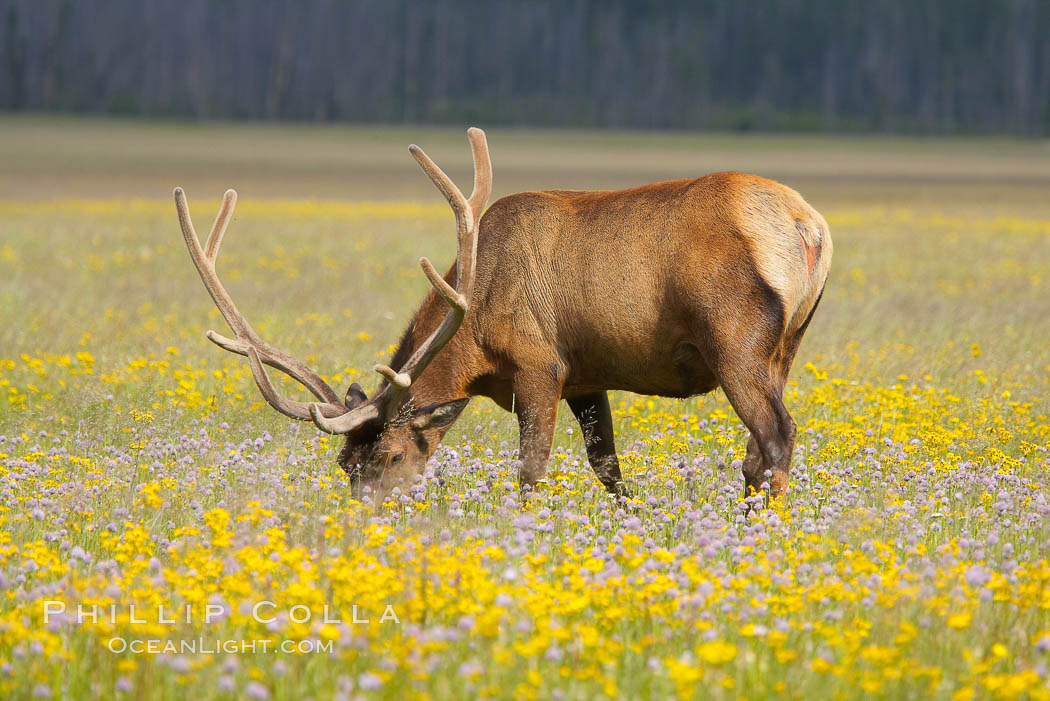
<box><xmin>344</xmin><ymin>382</ymin><xmax>368</xmax><ymax>409</ymax></box>
<box><xmin>410</xmin><ymin>397</ymin><xmax>470</xmax><ymax>431</ymax></box>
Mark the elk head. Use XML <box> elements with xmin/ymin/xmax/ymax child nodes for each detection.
<box><xmin>174</xmin><ymin>128</ymin><xmax>491</xmax><ymax>501</ymax></box>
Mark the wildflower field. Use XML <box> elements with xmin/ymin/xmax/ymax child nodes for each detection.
<box><xmin>1</xmin><ymin>117</ymin><xmax>1049</xmax><ymax>700</ymax></box>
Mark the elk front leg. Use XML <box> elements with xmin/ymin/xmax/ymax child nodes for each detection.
<box><xmin>567</xmin><ymin>391</ymin><xmax>629</xmax><ymax>497</ymax></box>
<box><xmin>513</xmin><ymin>368</ymin><xmax>564</xmax><ymax>494</ymax></box>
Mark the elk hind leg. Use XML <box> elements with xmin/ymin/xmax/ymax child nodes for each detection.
<box><xmin>567</xmin><ymin>391</ymin><xmax>629</xmax><ymax>498</ymax></box>
<box><xmin>757</xmin><ymin>287</ymin><xmax>824</xmax><ymax>490</ymax></box>
<box><xmin>717</xmin><ymin>364</ymin><xmax>796</xmax><ymax>500</ymax></box>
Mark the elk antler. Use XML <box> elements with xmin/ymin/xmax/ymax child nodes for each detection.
<box><xmin>310</xmin><ymin>128</ymin><xmax>491</xmax><ymax>433</ymax></box>
<box><xmin>175</xmin><ymin>127</ymin><xmax>491</xmax><ymax>436</ymax></box>
<box><xmin>174</xmin><ymin>187</ymin><xmax>360</xmax><ymax>422</ymax></box>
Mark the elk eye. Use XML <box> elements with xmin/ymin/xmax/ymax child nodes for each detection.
<box><xmin>391</xmin><ymin>452</ymin><xmax>405</xmax><ymax>465</ymax></box>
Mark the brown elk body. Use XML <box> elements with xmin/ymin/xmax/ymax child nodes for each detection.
<box><xmin>176</xmin><ymin>128</ymin><xmax>831</xmax><ymax>503</ymax></box>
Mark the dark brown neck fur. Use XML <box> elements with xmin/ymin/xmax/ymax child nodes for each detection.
<box><xmin>387</xmin><ymin>318</ymin><xmax>417</xmax><ymax>379</ymax></box>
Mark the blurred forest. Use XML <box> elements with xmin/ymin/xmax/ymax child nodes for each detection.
<box><xmin>2</xmin><ymin>0</ymin><xmax>1048</xmax><ymax>134</ymax></box>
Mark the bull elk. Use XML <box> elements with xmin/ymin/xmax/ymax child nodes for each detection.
<box><xmin>175</xmin><ymin>128</ymin><xmax>831</xmax><ymax>502</ymax></box>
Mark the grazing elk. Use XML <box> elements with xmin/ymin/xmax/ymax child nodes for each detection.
<box><xmin>175</xmin><ymin>128</ymin><xmax>831</xmax><ymax>502</ymax></box>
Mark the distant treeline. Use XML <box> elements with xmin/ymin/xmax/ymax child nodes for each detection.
<box><xmin>2</xmin><ymin>0</ymin><xmax>1048</xmax><ymax>134</ymax></box>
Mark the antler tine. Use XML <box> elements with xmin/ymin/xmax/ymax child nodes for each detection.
<box><xmin>204</xmin><ymin>189</ymin><xmax>237</xmax><ymax>262</ymax></box>
<box><xmin>174</xmin><ymin>187</ymin><xmax>347</xmax><ymax>421</ymax></box>
<box><xmin>310</xmin><ymin>400</ymin><xmax>380</xmax><ymax>434</ymax></box>
<box><xmin>408</xmin><ymin>144</ymin><xmax>472</xmax><ymax>228</ymax></box>
<box><xmin>466</xmin><ymin>127</ymin><xmax>492</xmax><ymax>222</ymax></box>
<box><xmin>419</xmin><ymin>257</ymin><xmax>466</xmax><ymax>310</ymax></box>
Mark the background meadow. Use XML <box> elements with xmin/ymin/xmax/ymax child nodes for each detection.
<box><xmin>1</xmin><ymin>116</ymin><xmax>1049</xmax><ymax>699</ymax></box>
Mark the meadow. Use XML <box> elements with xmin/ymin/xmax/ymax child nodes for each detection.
<box><xmin>1</xmin><ymin>115</ymin><xmax>1049</xmax><ymax>700</ymax></box>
